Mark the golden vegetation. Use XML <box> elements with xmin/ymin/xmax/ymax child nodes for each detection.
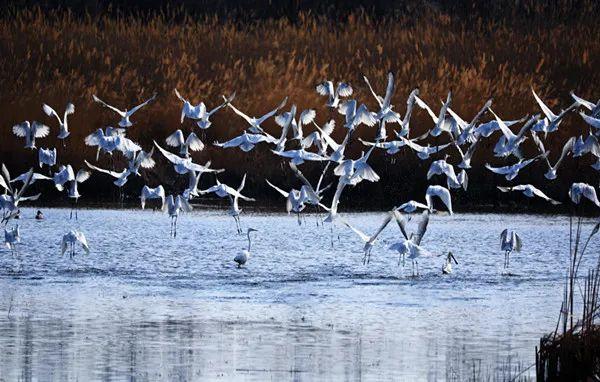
<box><xmin>0</xmin><ymin>7</ymin><xmax>598</xmax><ymax>206</ymax></box>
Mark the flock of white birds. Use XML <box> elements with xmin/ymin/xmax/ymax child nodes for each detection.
<box><xmin>2</xmin><ymin>72</ymin><xmax>600</xmax><ymax>275</ymax></box>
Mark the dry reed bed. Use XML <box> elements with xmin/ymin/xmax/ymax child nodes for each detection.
<box><xmin>0</xmin><ymin>8</ymin><xmax>598</xmax><ymax>205</ymax></box>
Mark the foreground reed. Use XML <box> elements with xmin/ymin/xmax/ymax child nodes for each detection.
<box><xmin>536</xmin><ymin>216</ymin><xmax>600</xmax><ymax>380</ymax></box>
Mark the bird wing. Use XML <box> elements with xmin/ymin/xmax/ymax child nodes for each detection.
<box><xmin>532</xmin><ymin>88</ymin><xmax>558</xmax><ymax>121</ymax></box>
<box><xmin>75</xmin><ymin>231</ymin><xmax>90</xmax><ymax>254</ymax></box>
<box><xmin>426</xmin><ymin>186</ymin><xmax>453</xmax><ymax>214</ymax></box>
<box><xmin>32</xmin><ymin>122</ymin><xmax>50</xmax><ymax>138</ymax></box>
<box><xmin>138</xmin><ymin>148</ymin><xmax>156</xmax><ymax>169</ymax></box>
<box><xmin>76</xmin><ymin>169</ymin><xmax>91</xmax><ymax>183</ymax></box>
<box><xmin>571</xmin><ymin>91</ymin><xmax>595</xmax><ymax>110</ymax></box>
<box><xmin>412</xmin><ymin>211</ymin><xmax>429</xmax><ymax>245</ymax></box>
<box><xmin>12</xmin><ymin>122</ymin><xmax>29</xmax><ymax>138</ymax></box>
<box><xmin>126</xmin><ymin>93</ymin><xmax>156</xmax><ymax>116</ymax></box>
<box><xmin>341</xmin><ymin>219</ymin><xmax>370</xmax><ymax>242</ymax></box>
<box><xmin>165</xmin><ymin>129</ymin><xmax>185</xmax><ymax>147</ymax></box>
<box><xmin>336</xmin><ymin>82</ymin><xmax>353</xmax><ymax>97</ymax></box>
<box><xmin>186</xmin><ymin>133</ymin><xmax>205</xmax><ymax>151</ymax></box>
<box><xmin>488</xmin><ymin>109</ymin><xmax>516</xmax><ymax>140</ymax></box>
<box><xmin>531</xmin><ymin>186</ymin><xmax>561</xmax><ymax>205</ymax></box>
<box><xmin>154</xmin><ymin>141</ymin><xmax>183</xmax><ymax>165</ymax></box>
<box><xmin>554</xmin><ymin>137</ymin><xmax>575</xmax><ymax>169</ymax></box>
<box><xmin>85</xmin><ymin>160</ymin><xmax>122</xmax><ymax>178</ymax></box>
<box><xmin>316</xmin><ymin>81</ymin><xmax>334</xmax><ymax>96</ymax></box>
<box><xmin>313</xmin><ymin>123</ymin><xmax>340</xmax><ymax>151</ymax></box>
<box><xmin>92</xmin><ymin>95</ymin><xmax>125</xmax><ymax>116</ymax></box>
<box><xmin>257</xmin><ymin>97</ymin><xmax>288</xmax><ymax>125</ymax></box>
<box><xmin>362</xmin><ymin>75</ymin><xmax>384</xmax><ymax>108</ymax></box>
<box><xmin>299</xmin><ymin>109</ymin><xmax>316</xmax><ymax>126</ymax></box>
<box><xmin>392</xmin><ymin>210</ymin><xmax>410</xmax><ymax>241</ymax></box>
<box><xmin>371</xmin><ymin>212</ymin><xmax>393</xmax><ymax>242</ymax></box>
<box><xmin>514</xmin><ymin>233</ymin><xmax>523</xmax><ymax>252</ymax></box>
<box><xmin>354</xmin><ymin>104</ymin><xmax>377</xmax><ymax>126</ymax></box>
<box><xmin>42</xmin><ymin>103</ymin><xmax>61</xmax><ymax>123</ymax></box>
<box><xmin>266</xmin><ymin>179</ymin><xmax>289</xmax><ymax>197</ymax></box>
<box><xmin>580</xmin><ymin>112</ymin><xmax>600</xmax><ymax>129</ymax></box>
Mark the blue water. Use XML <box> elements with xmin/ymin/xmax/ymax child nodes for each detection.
<box><xmin>0</xmin><ymin>208</ymin><xmax>595</xmax><ymax>381</ymax></box>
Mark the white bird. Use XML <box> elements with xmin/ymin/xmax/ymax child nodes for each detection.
<box><xmin>0</xmin><ymin>167</ymin><xmax>39</xmax><ymax>221</ymax></box>
<box><xmin>165</xmin><ymin>129</ymin><xmax>204</xmax><ymax>157</ymax></box>
<box><xmin>234</xmin><ymin>228</ymin><xmax>258</xmax><ymax>267</ymax></box>
<box><xmin>43</xmin><ymin>102</ymin><xmax>75</xmax><ymax>141</ymax></box>
<box><xmin>174</xmin><ymin>89</ymin><xmax>233</xmax><ymax>128</ymax></box>
<box><xmin>485</xmin><ymin>153</ymin><xmax>546</xmax><ymax>181</ymax></box>
<box><xmin>337</xmin><ymin>99</ymin><xmax>377</xmax><ymax>131</ymax></box>
<box><xmin>141</xmin><ymin>185</ymin><xmax>166</xmax><ymax>210</ymax></box>
<box><xmin>127</xmin><ymin>147</ymin><xmax>156</xmax><ymax>175</ymax></box>
<box><xmin>363</xmin><ymin>72</ymin><xmax>400</xmax><ymax>140</ymax></box>
<box><xmin>571</xmin><ymin>91</ymin><xmax>600</xmax><ymax>117</ymax></box>
<box><xmin>50</xmin><ymin>165</ymin><xmax>72</xmax><ymax>191</ymax></box>
<box><xmin>61</xmin><ymin>230</ymin><xmax>90</xmax><ymax>259</ymax></box>
<box><xmin>579</xmin><ymin>112</ymin><xmax>600</xmax><ymax>134</ymax></box>
<box><xmin>200</xmin><ymin>177</ymin><xmax>255</xmax><ymax>202</ymax></box>
<box><xmin>532</xmin><ymin>88</ymin><xmax>577</xmax><ymax>135</ymax></box>
<box><xmin>425</xmin><ymin>185</ymin><xmax>453</xmax><ymax>214</ymax></box>
<box><xmin>359</xmin><ymin>131</ymin><xmax>429</xmax><ymax>155</ymax></box>
<box><xmin>500</xmin><ymin>229</ymin><xmax>522</xmax><ymax>268</ymax></box>
<box><xmin>154</xmin><ymin>141</ymin><xmax>224</xmax><ymax>175</ymax></box>
<box><xmin>491</xmin><ymin>111</ymin><xmax>537</xmax><ymax>159</ymax></box>
<box><xmin>275</xmin><ymin>105</ymin><xmax>316</xmax><ymax>142</ymax></box>
<box><xmin>415</xmin><ymin>92</ymin><xmax>452</xmax><ymax>137</ymax></box>
<box><xmin>84</xmin><ymin>160</ymin><xmax>132</xmax><ymax>188</ymax></box>
<box><xmin>394</xmin><ymin>200</ymin><xmax>430</xmax><ymax>213</ymax></box>
<box><xmin>85</xmin><ymin>127</ymin><xmax>136</xmax><ymax>160</ymax></box>
<box><xmin>165</xmin><ymin>194</ymin><xmax>192</xmax><ymax>237</ymax></box>
<box><xmin>4</xmin><ymin>225</ymin><xmax>20</xmax><ymax>256</ymax></box>
<box><xmin>427</xmin><ymin>159</ymin><xmax>468</xmax><ymax>191</ymax></box>
<box><xmin>12</xmin><ymin>121</ymin><xmax>50</xmax><ymax>149</ymax></box>
<box><xmin>389</xmin><ymin>210</ymin><xmax>431</xmax><ymax>276</ymax></box>
<box><xmin>453</xmin><ymin>135</ymin><xmax>481</xmax><ymax>169</ymax></box>
<box><xmin>342</xmin><ymin>212</ymin><xmax>393</xmax><ymax>264</ymax></box>
<box><xmin>271</xmin><ymin>148</ymin><xmax>329</xmax><ymax>165</ymax></box>
<box><xmin>214</xmin><ymin>131</ymin><xmax>278</xmax><ymax>152</ymax></box>
<box><xmin>10</xmin><ymin>171</ymin><xmax>51</xmax><ymax>186</ymax></box>
<box><xmin>226</xmin><ymin>97</ymin><xmax>287</xmax><ymax>134</ymax></box>
<box><xmin>451</xmin><ymin>99</ymin><xmax>493</xmax><ymax>145</ymax></box>
<box><xmin>474</xmin><ymin>115</ymin><xmax>528</xmax><ymax>138</ymax></box>
<box><xmin>38</xmin><ymin>148</ymin><xmax>57</xmax><ymax>169</ymax></box>
<box><xmin>288</xmin><ymin>162</ymin><xmax>330</xmax><ymax>206</ymax></box>
<box><xmin>321</xmin><ymin>175</ymin><xmax>351</xmax><ymax>222</ymax></box>
<box><xmin>301</xmin><ymin>120</ymin><xmax>336</xmax><ymax>156</ymax></box>
<box><xmin>531</xmin><ymin>132</ymin><xmax>574</xmax><ymax>180</ymax></box>
<box><xmin>569</xmin><ymin>183</ymin><xmax>600</xmax><ymax>208</ymax></box>
<box><xmin>497</xmin><ymin>184</ymin><xmax>561</xmax><ymax>205</ymax></box>
<box><xmin>333</xmin><ymin>146</ymin><xmax>380</xmax><ymax>185</ymax></box>
<box><xmin>397</xmin><ymin>88</ymin><xmax>420</xmax><ymax>137</ymax></box>
<box><xmin>227</xmin><ymin>174</ymin><xmax>253</xmax><ymax>234</ymax></box>
<box><xmin>572</xmin><ymin>133</ymin><xmax>600</xmax><ymax>158</ymax></box>
<box><xmin>442</xmin><ymin>252</ymin><xmax>458</xmax><ymax>274</ymax></box>
<box><xmin>66</xmin><ymin>169</ymin><xmax>91</xmax><ymax>220</ymax></box>
<box><xmin>316</xmin><ymin>81</ymin><xmax>353</xmax><ymax>108</ymax></box>
<box><xmin>92</xmin><ymin>93</ymin><xmax>156</xmax><ymax>128</ymax></box>
<box><xmin>266</xmin><ymin>180</ymin><xmax>307</xmax><ymax>223</ymax></box>
<box><xmin>399</xmin><ymin>136</ymin><xmax>453</xmax><ymax>160</ymax></box>
<box><xmin>312</xmin><ymin>123</ymin><xmax>350</xmax><ymax>162</ymax></box>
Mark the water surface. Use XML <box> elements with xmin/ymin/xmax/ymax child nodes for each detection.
<box><xmin>0</xmin><ymin>208</ymin><xmax>592</xmax><ymax>381</ymax></box>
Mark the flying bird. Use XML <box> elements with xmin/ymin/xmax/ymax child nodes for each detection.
<box><xmin>497</xmin><ymin>184</ymin><xmax>561</xmax><ymax>205</ymax></box>
<box><xmin>12</xmin><ymin>121</ymin><xmax>50</xmax><ymax>149</ymax></box>
<box><xmin>316</xmin><ymin>81</ymin><xmax>353</xmax><ymax>108</ymax></box>
<box><xmin>92</xmin><ymin>93</ymin><xmax>156</xmax><ymax>128</ymax></box>
<box><xmin>43</xmin><ymin>102</ymin><xmax>75</xmax><ymax>141</ymax></box>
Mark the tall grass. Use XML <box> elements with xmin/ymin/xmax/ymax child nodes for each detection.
<box><xmin>0</xmin><ymin>6</ymin><xmax>598</xmax><ymax>206</ymax></box>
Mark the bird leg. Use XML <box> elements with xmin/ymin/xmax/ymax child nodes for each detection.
<box><xmin>416</xmin><ymin>261</ymin><xmax>420</xmax><ymax>276</ymax></box>
<box><xmin>174</xmin><ymin>216</ymin><xmax>178</xmax><ymax>238</ymax></box>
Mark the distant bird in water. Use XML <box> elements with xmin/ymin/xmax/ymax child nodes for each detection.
<box><xmin>234</xmin><ymin>228</ymin><xmax>258</xmax><ymax>267</ymax></box>
<box><xmin>35</xmin><ymin>210</ymin><xmax>44</xmax><ymax>220</ymax></box>
<box><xmin>500</xmin><ymin>229</ymin><xmax>522</xmax><ymax>268</ymax></box>
<box><xmin>61</xmin><ymin>230</ymin><xmax>90</xmax><ymax>259</ymax></box>
<box><xmin>442</xmin><ymin>252</ymin><xmax>458</xmax><ymax>274</ymax></box>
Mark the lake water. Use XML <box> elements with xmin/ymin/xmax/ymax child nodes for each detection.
<box><xmin>0</xmin><ymin>208</ymin><xmax>595</xmax><ymax>381</ymax></box>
